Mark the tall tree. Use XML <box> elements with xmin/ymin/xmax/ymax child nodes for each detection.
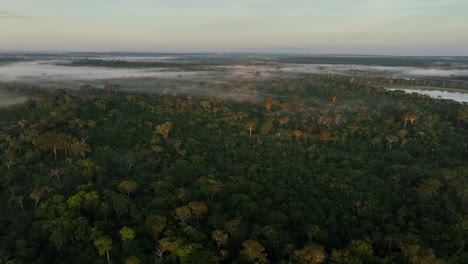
<box><xmin>241</xmin><ymin>240</ymin><xmax>268</xmax><ymax>264</ymax></box>
<box><xmin>155</xmin><ymin>122</ymin><xmax>173</xmax><ymax>140</ymax></box>
<box><xmin>118</xmin><ymin>180</ymin><xmax>138</xmax><ymax>196</ymax></box>
<box><xmin>94</xmin><ymin>236</ymin><xmax>113</xmax><ymax>263</ymax></box>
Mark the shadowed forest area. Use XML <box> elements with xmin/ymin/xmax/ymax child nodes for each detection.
<box><xmin>0</xmin><ymin>74</ymin><xmax>467</xmax><ymax>263</ymax></box>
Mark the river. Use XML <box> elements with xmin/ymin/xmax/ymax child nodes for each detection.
<box><xmin>386</xmin><ymin>88</ymin><xmax>468</xmax><ymax>103</ymax></box>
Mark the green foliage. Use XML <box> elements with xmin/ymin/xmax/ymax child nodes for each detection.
<box><xmin>0</xmin><ymin>77</ymin><xmax>466</xmax><ymax>263</ymax></box>
<box><xmin>119</xmin><ymin>227</ymin><xmax>136</xmax><ymax>241</ymax></box>
<box><xmin>94</xmin><ymin>236</ymin><xmax>112</xmax><ymax>256</ymax></box>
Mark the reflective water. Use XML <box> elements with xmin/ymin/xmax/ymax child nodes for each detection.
<box><xmin>387</xmin><ymin>88</ymin><xmax>468</xmax><ymax>103</ymax></box>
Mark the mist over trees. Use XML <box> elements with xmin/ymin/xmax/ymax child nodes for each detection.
<box><xmin>0</xmin><ymin>75</ymin><xmax>467</xmax><ymax>263</ymax></box>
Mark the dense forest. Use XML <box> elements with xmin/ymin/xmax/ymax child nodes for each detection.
<box><xmin>0</xmin><ymin>75</ymin><xmax>467</xmax><ymax>263</ymax></box>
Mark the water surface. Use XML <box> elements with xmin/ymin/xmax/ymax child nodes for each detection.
<box><xmin>387</xmin><ymin>88</ymin><xmax>468</xmax><ymax>103</ymax></box>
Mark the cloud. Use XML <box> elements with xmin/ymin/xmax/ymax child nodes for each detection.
<box><xmin>0</xmin><ymin>11</ymin><xmax>34</xmax><ymax>19</ymax></box>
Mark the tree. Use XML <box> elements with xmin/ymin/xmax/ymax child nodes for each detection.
<box><xmin>398</xmin><ymin>129</ymin><xmax>408</xmax><ymax>146</ymax></box>
<box><xmin>157</xmin><ymin>237</ymin><xmax>200</xmax><ymax>261</ymax></box>
<box><xmin>305</xmin><ymin>225</ymin><xmax>320</xmax><ymax>242</ymax></box>
<box><xmin>152</xmin><ymin>145</ymin><xmax>164</xmax><ymax>153</ymax></box>
<box><xmin>262</xmin><ymin>97</ymin><xmax>274</xmax><ymax>112</ymax></box>
<box><xmin>318</xmin><ymin>130</ymin><xmax>331</xmax><ymax>143</ymax></box>
<box><xmin>331</xmin><ymin>239</ymin><xmax>373</xmax><ymax>264</ymax></box>
<box><xmin>119</xmin><ymin>227</ymin><xmax>136</xmax><ymax>241</ymax></box>
<box><xmin>385</xmin><ymin>135</ymin><xmax>399</xmax><ymax>150</ymax></box>
<box><xmin>155</xmin><ymin>242</ymin><xmax>168</xmax><ymax>258</ymax></box>
<box><xmin>279</xmin><ymin>117</ymin><xmax>289</xmax><ymax>126</ymax></box>
<box><xmin>146</xmin><ymin>215</ymin><xmax>167</xmax><ymax>238</ymax></box>
<box><xmin>28</xmin><ymin>132</ymin><xmax>71</xmax><ymax>159</ymax></box>
<box><xmin>408</xmin><ymin>111</ymin><xmax>418</xmax><ymax>126</ymax></box>
<box><xmin>456</xmin><ymin>107</ymin><xmax>468</xmax><ymax>126</ymax></box>
<box><xmin>211</xmin><ymin>230</ymin><xmax>228</xmax><ymax>249</ymax></box>
<box><xmin>404</xmin><ymin>244</ymin><xmax>444</xmax><ymax>264</ymax></box>
<box><xmin>293</xmin><ymin>244</ymin><xmax>326</xmax><ymax>264</ymax></box>
<box><xmin>125</xmin><ymin>256</ymin><xmax>140</xmax><ymax>264</ymax></box>
<box><xmin>241</xmin><ymin>240</ymin><xmax>268</xmax><ymax>264</ymax></box>
<box><xmin>175</xmin><ymin>206</ymin><xmax>192</xmax><ymax>223</ymax></box>
<box><xmin>225</xmin><ymin>218</ymin><xmax>242</xmax><ymax>237</ymax></box>
<box><xmin>94</xmin><ymin>236</ymin><xmax>112</xmax><ymax>263</ymax></box>
<box><xmin>188</xmin><ymin>201</ymin><xmax>208</xmax><ymax>222</ymax></box>
<box><xmin>417</xmin><ymin>178</ymin><xmax>442</xmax><ymax>199</ymax></box>
<box><xmin>30</xmin><ymin>190</ymin><xmax>43</xmax><ymax>208</ymax></box>
<box><xmin>245</xmin><ymin>121</ymin><xmax>257</xmax><ymax>141</ymax></box>
<box><xmin>293</xmin><ymin>130</ymin><xmax>303</xmax><ymax>142</ymax></box>
<box><xmin>328</xmin><ymin>90</ymin><xmax>340</xmax><ymax>102</ymax></box>
<box><xmin>200</xmin><ymin>101</ymin><xmax>211</xmax><ymax>110</ymax></box>
<box><xmin>260</xmin><ymin>118</ymin><xmax>274</xmax><ymax>135</ymax></box>
<box><xmin>217</xmin><ymin>249</ymin><xmax>229</xmax><ymax>264</ymax></box>
<box><xmin>70</xmin><ymin>140</ymin><xmax>91</xmax><ymax>158</ymax></box>
<box><xmin>197</xmin><ymin>177</ymin><xmax>224</xmax><ymax>202</ymax></box>
<box><xmin>106</xmin><ymin>191</ymin><xmax>132</xmax><ymax>220</ymax></box>
<box><xmin>9</xmin><ymin>195</ymin><xmax>24</xmax><ymax>210</ymax></box>
<box><xmin>118</xmin><ymin>180</ymin><xmax>138</xmax><ymax>196</ymax></box>
<box><xmin>155</xmin><ymin>122</ymin><xmax>173</xmax><ymax>140</ymax></box>
<box><xmin>50</xmin><ymin>167</ymin><xmax>65</xmax><ymax>182</ymax></box>
<box><xmin>3</xmin><ymin>149</ymin><xmax>15</xmax><ymax>169</ymax></box>
<box><xmin>104</xmin><ymin>83</ymin><xmax>119</xmax><ymax>94</ymax></box>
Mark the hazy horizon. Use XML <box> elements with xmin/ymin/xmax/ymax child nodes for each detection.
<box><xmin>1</xmin><ymin>0</ymin><xmax>468</xmax><ymax>56</ymax></box>
<box><xmin>2</xmin><ymin>49</ymin><xmax>468</xmax><ymax>57</ymax></box>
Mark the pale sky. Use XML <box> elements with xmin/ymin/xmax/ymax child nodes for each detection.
<box><xmin>1</xmin><ymin>0</ymin><xmax>467</xmax><ymax>55</ymax></box>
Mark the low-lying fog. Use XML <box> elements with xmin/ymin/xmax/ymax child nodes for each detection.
<box><xmin>2</xmin><ymin>60</ymin><xmax>468</xmax><ymax>84</ymax></box>
<box><xmin>279</xmin><ymin>64</ymin><xmax>468</xmax><ymax>78</ymax></box>
<box><xmin>0</xmin><ymin>61</ymin><xmax>216</xmax><ymax>82</ymax></box>
<box><xmin>0</xmin><ymin>89</ymin><xmax>28</xmax><ymax>108</ymax></box>
<box><xmin>1</xmin><ymin>55</ymin><xmax>468</xmax><ymax>106</ymax></box>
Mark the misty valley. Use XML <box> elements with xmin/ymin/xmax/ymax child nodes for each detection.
<box><xmin>0</xmin><ymin>54</ymin><xmax>467</xmax><ymax>264</ymax></box>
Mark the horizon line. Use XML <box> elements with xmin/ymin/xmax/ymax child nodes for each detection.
<box><xmin>1</xmin><ymin>49</ymin><xmax>468</xmax><ymax>57</ymax></box>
